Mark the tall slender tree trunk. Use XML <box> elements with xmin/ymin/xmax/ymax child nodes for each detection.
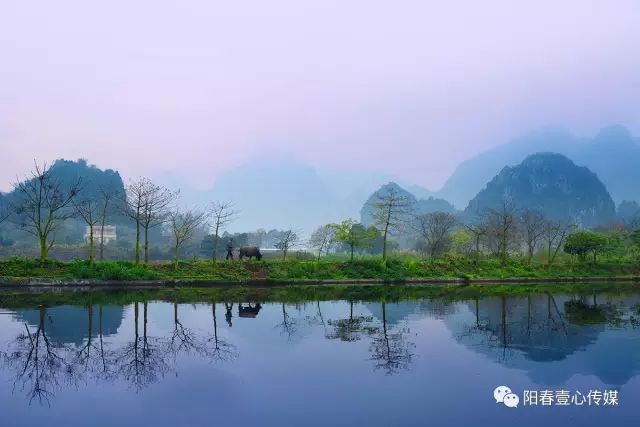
<box><xmin>100</xmin><ymin>217</ymin><xmax>106</xmax><ymax>261</ymax></box>
<box><xmin>500</xmin><ymin>229</ymin><xmax>507</xmax><ymax>266</ymax></box>
<box><xmin>174</xmin><ymin>243</ymin><xmax>180</xmax><ymax>269</ymax></box>
<box><xmin>88</xmin><ymin>226</ymin><xmax>95</xmax><ymax>264</ymax></box>
<box><xmin>135</xmin><ymin>218</ymin><xmax>141</xmax><ymax>264</ymax></box>
<box><xmin>144</xmin><ymin>227</ymin><xmax>149</xmax><ymax>264</ymax></box>
<box><xmin>39</xmin><ymin>235</ymin><xmax>48</xmax><ymax>263</ymax></box>
<box><xmin>382</xmin><ymin>226</ymin><xmax>389</xmax><ymax>262</ymax></box>
<box><xmin>212</xmin><ymin>224</ymin><xmax>220</xmax><ymax>262</ymax></box>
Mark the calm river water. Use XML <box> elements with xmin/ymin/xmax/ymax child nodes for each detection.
<box><xmin>1</xmin><ymin>288</ymin><xmax>639</xmax><ymax>426</ymax></box>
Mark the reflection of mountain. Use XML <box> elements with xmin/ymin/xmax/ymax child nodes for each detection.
<box><xmin>366</xmin><ymin>299</ymin><xmax>457</xmax><ymax>326</ymax></box>
<box><xmin>14</xmin><ymin>305</ymin><xmax>124</xmax><ymax>346</ymax></box>
<box><xmin>444</xmin><ymin>294</ymin><xmax>640</xmax><ymax>386</ymax></box>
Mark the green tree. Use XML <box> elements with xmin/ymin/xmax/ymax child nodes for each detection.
<box><xmin>564</xmin><ymin>231</ymin><xmax>608</xmax><ymax>263</ymax></box>
<box><xmin>332</xmin><ymin>219</ymin><xmax>376</xmax><ymax>261</ymax></box>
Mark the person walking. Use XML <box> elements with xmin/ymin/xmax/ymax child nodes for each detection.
<box><xmin>226</xmin><ymin>238</ymin><xmax>234</xmax><ymax>260</ymax></box>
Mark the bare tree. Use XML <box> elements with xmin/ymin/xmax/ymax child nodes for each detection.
<box><xmin>464</xmin><ymin>220</ymin><xmax>488</xmax><ymax>263</ymax></box>
<box><xmin>274</xmin><ymin>229</ymin><xmax>299</xmax><ymax>260</ymax></box>
<box><xmin>97</xmin><ymin>187</ymin><xmax>115</xmax><ymax>261</ymax></box>
<box><xmin>141</xmin><ymin>183</ymin><xmax>178</xmax><ymax>263</ymax></box>
<box><xmin>73</xmin><ymin>196</ymin><xmax>102</xmax><ymax>264</ymax></box>
<box><xmin>369</xmin><ymin>186</ymin><xmax>413</xmax><ymax>262</ymax></box>
<box><xmin>208</xmin><ymin>202</ymin><xmax>239</xmax><ymax>261</ymax></box>
<box><xmin>414</xmin><ymin>211</ymin><xmax>458</xmax><ymax>259</ymax></box>
<box><xmin>0</xmin><ymin>199</ymin><xmax>10</xmax><ymax>224</ymax></box>
<box><xmin>12</xmin><ymin>161</ymin><xmax>81</xmax><ymax>262</ymax></box>
<box><xmin>520</xmin><ymin>209</ymin><xmax>546</xmax><ymax>262</ymax></box>
<box><xmin>542</xmin><ymin>219</ymin><xmax>574</xmax><ymax>265</ymax></box>
<box><xmin>122</xmin><ymin>177</ymin><xmax>150</xmax><ymax>264</ymax></box>
<box><xmin>309</xmin><ymin>224</ymin><xmax>336</xmax><ymax>261</ymax></box>
<box><xmin>169</xmin><ymin>208</ymin><xmax>207</xmax><ymax>269</ymax></box>
<box><xmin>486</xmin><ymin>202</ymin><xmax>518</xmax><ymax>266</ymax></box>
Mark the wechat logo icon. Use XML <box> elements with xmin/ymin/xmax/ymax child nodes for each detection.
<box><xmin>494</xmin><ymin>385</ymin><xmax>519</xmax><ymax>408</ymax></box>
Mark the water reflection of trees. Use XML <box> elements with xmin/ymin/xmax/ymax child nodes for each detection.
<box><xmin>1</xmin><ymin>306</ymin><xmax>75</xmax><ymax>405</ymax></box>
<box><xmin>207</xmin><ymin>304</ymin><xmax>238</xmax><ymax>363</ymax></box>
<box><xmin>327</xmin><ymin>301</ymin><xmax>374</xmax><ymax>342</ymax></box>
<box><xmin>118</xmin><ymin>302</ymin><xmax>170</xmax><ymax>391</ymax></box>
<box><xmin>455</xmin><ymin>293</ymin><xmax>640</xmax><ymax>364</ymax></box>
<box><xmin>0</xmin><ymin>299</ymin><xmax>425</xmax><ymax>406</ymax></box>
<box><xmin>1</xmin><ymin>301</ymin><xmax>241</xmax><ymax>404</ymax></box>
<box><xmin>275</xmin><ymin>303</ymin><xmax>299</xmax><ymax>341</ymax></box>
<box><xmin>326</xmin><ymin>300</ymin><xmax>415</xmax><ymax>375</ymax></box>
<box><xmin>367</xmin><ymin>302</ymin><xmax>415</xmax><ymax>375</ymax></box>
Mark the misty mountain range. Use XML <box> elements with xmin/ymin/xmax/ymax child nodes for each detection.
<box><xmin>1</xmin><ymin>125</ymin><xmax>638</xmax><ymax>235</ymax></box>
<box><xmin>434</xmin><ymin>125</ymin><xmax>640</xmax><ymax>208</ymax></box>
<box><xmin>160</xmin><ymin>125</ymin><xmax>638</xmax><ymax>233</ymax></box>
<box><xmin>465</xmin><ymin>153</ymin><xmax>617</xmax><ymax>227</ymax></box>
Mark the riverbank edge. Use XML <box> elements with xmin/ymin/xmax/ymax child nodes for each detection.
<box><xmin>1</xmin><ymin>275</ymin><xmax>639</xmax><ymax>288</ymax></box>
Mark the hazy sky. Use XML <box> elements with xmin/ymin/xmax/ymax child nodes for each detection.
<box><xmin>1</xmin><ymin>0</ymin><xmax>639</xmax><ymax>192</ymax></box>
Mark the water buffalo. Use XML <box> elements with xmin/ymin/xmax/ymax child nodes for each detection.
<box><xmin>239</xmin><ymin>246</ymin><xmax>262</xmax><ymax>260</ymax></box>
<box><xmin>238</xmin><ymin>303</ymin><xmax>262</xmax><ymax>318</ymax></box>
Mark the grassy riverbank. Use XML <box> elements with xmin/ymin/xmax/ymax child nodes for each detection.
<box><xmin>0</xmin><ymin>256</ymin><xmax>639</xmax><ymax>283</ymax></box>
<box><xmin>1</xmin><ymin>281</ymin><xmax>640</xmax><ymax>309</ymax></box>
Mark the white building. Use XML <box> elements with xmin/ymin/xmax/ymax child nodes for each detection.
<box><xmin>85</xmin><ymin>225</ymin><xmax>117</xmax><ymax>244</ymax></box>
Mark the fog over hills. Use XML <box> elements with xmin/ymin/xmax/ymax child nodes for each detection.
<box><xmin>465</xmin><ymin>153</ymin><xmax>617</xmax><ymax>227</ymax></box>
<box><xmin>3</xmin><ymin>125</ymin><xmax>637</xmax><ymax>237</ymax></box>
<box><xmin>435</xmin><ymin>125</ymin><xmax>640</xmax><ymax>208</ymax></box>
<box><xmin>155</xmin><ymin>125</ymin><xmax>639</xmax><ymax>234</ymax></box>
<box><xmin>156</xmin><ymin>159</ymin><xmax>403</xmax><ymax>234</ymax></box>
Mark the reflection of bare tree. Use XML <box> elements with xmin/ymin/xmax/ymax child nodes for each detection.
<box><xmin>165</xmin><ymin>303</ymin><xmax>231</xmax><ymax>361</ymax></box>
<box><xmin>1</xmin><ymin>306</ymin><xmax>74</xmax><ymax>405</ymax></box>
<box><xmin>206</xmin><ymin>304</ymin><xmax>238</xmax><ymax>363</ymax></box>
<box><xmin>74</xmin><ymin>305</ymin><xmax>100</xmax><ymax>378</ymax></box>
<box><xmin>97</xmin><ymin>306</ymin><xmax>116</xmax><ymax>381</ymax></box>
<box><xmin>457</xmin><ymin>295</ymin><xmax>577</xmax><ymax>363</ymax></box>
<box><xmin>303</xmin><ymin>301</ymin><xmax>329</xmax><ymax>336</ymax></box>
<box><xmin>167</xmin><ymin>303</ymin><xmax>201</xmax><ymax>358</ymax></box>
<box><xmin>118</xmin><ymin>302</ymin><xmax>170</xmax><ymax>391</ymax></box>
<box><xmin>368</xmin><ymin>302</ymin><xmax>415</xmax><ymax>375</ymax></box>
<box><xmin>327</xmin><ymin>301</ymin><xmax>374</xmax><ymax>342</ymax></box>
<box><xmin>275</xmin><ymin>304</ymin><xmax>298</xmax><ymax>341</ymax></box>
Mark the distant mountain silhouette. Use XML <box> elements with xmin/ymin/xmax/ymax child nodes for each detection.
<box><xmin>4</xmin><ymin>158</ymin><xmax>125</xmax><ymax>203</ymax></box>
<box><xmin>2</xmin><ymin>158</ymin><xmax>128</xmax><ymax>232</ymax></box>
<box><xmin>465</xmin><ymin>153</ymin><xmax>617</xmax><ymax>227</ymax></box>
<box><xmin>435</xmin><ymin>125</ymin><xmax>640</xmax><ymax>208</ymax></box>
<box><xmin>158</xmin><ymin>159</ymin><xmax>391</xmax><ymax>234</ymax></box>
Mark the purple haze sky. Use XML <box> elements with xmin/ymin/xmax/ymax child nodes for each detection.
<box><xmin>1</xmin><ymin>0</ymin><xmax>639</xmax><ymax>192</ymax></box>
